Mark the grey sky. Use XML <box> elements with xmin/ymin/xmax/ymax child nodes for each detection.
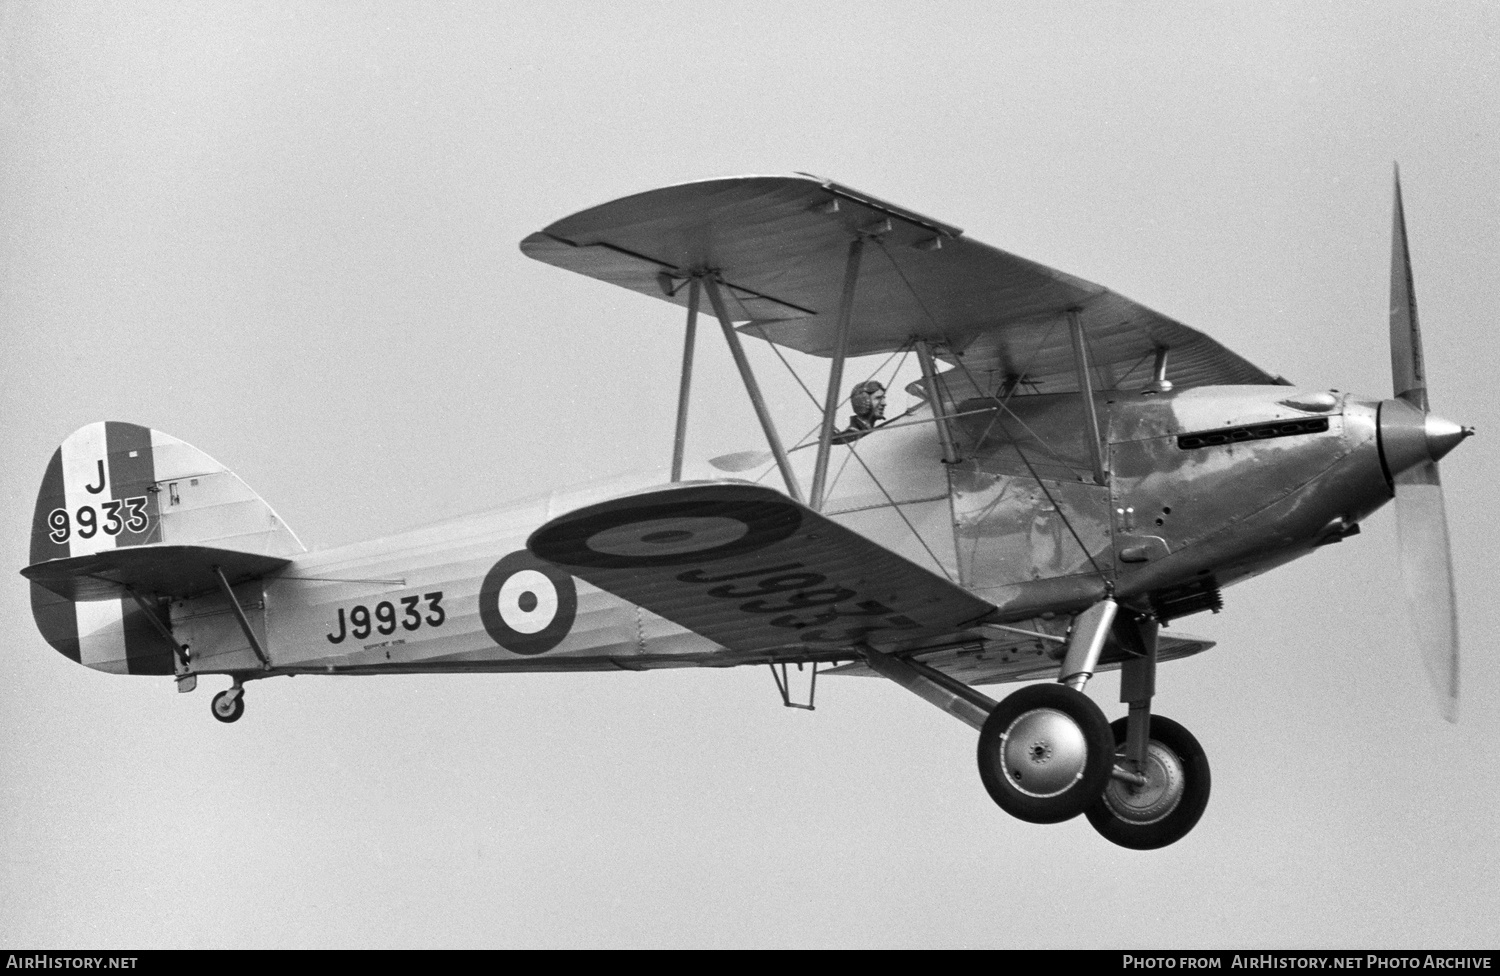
<box><xmin>2</xmin><ymin>1</ymin><xmax>1497</xmax><ymax>948</ymax></box>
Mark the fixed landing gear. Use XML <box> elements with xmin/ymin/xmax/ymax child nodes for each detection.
<box><xmin>977</xmin><ymin>683</ymin><xmax>1114</xmax><ymax>823</ymax></box>
<box><xmin>1086</xmin><ymin>715</ymin><xmax>1210</xmax><ymax>850</ymax></box>
<box><xmin>211</xmin><ymin>685</ymin><xmax>245</xmax><ymax>724</ymax></box>
<box><xmin>861</xmin><ymin>600</ymin><xmax>1213</xmax><ymax>850</ymax></box>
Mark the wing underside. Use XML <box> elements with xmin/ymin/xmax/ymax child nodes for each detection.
<box><xmin>23</xmin><ymin>544</ymin><xmax>290</xmax><ymax>602</ymax></box>
<box><xmin>823</xmin><ymin>628</ymin><xmax>1215</xmax><ymax>686</ymax></box>
<box><xmin>521</xmin><ymin>174</ymin><xmax>1283</xmax><ymax>393</ymax></box>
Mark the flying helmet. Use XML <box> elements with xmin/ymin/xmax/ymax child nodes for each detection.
<box><xmin>850</xmin><ymin>380</ymin><xmax>886</xmax><ymax>417</ymax></box>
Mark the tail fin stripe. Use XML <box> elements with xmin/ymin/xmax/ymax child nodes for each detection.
<box><xmin>60</xmin><ymin>422</ymin><xmax>114</xmax><ymax>559</ymax></box>
<box><xmin>29</xmin><ymin>449</ymin><xmax>79</xmax><ymax>660</ymax></box>
<box><xmin>77</xmin><ymin>598</ymin><xmax>126</xmax><ymax>670</ymax></box>
<box><xmin>104</xmin><ymin>421</ymin><xmax>160</xmax><ymax>548</ymax></box>
<box><xmin>30</xmin><ymin>449</ymin><xmax>71</xmax><ymax>564</ymax></box>
<box><xmin>120</xmin><ymin>596</ymin><xmax>176</xmax><ymax>675</ymax></box>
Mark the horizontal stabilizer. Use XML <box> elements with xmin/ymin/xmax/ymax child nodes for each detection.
<box><xmin>22</xmin><ymin>544</ymin><xmax>290</xmax><ymax>602</ymax></box>
<box><xmin>528</xmin><ymin>481</ymin><xmax>995</xmax><ymax>654</ymax></box>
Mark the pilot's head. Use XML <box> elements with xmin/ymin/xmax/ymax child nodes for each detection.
<box><xmin>851</xmin><ymin>381</ymin><xmax>887</xmax><ymax>421</ymax></box>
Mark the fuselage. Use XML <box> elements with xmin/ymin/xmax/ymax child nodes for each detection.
<box><xmin>156</xmin><ymin>382</ymin><xmax>1402</xmax><ymax>680</ymax></box>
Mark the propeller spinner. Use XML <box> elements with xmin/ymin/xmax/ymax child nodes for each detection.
<box><xmin>1380</xmin><ymin>167</ymin><xmax>1473</xmax><ymax>722</ymax></box>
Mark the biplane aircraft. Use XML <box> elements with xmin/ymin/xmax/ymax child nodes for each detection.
<box><xmin>24</xmin><ymin>172</ymin><xmax>1470</xmax><ymax>849</ymax></box>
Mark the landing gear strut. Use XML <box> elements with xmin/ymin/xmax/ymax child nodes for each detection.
<box><xmin>1082</xmin><ymin>610</ymin><xmax>1211</xmax><ymax>849</ymax></box>
<box><xmin>975</xmin><ymin>600</ymin><xmax>1121</xmax><ymax>823</ymax></box>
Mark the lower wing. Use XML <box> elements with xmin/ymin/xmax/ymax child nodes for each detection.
<box><xmin>528</xmin><ymin>481</ymin><xmax>995</xmax><ymax>655</ymax></box>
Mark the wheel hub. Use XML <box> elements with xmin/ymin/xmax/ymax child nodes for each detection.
<box><xmin>999</xmin><ymin>707</ymin><xmax>1088</xmax><ymax>798</ymax></box>
<box><xmin>1102</xmin><ymin>741</ymin><xmax>1184</xmax><ymax>825</ymax></box>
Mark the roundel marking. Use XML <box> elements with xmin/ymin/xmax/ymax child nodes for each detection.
<box><xmin>585</xmin><ymin>515</ymin><xmax>750</xmax><ymax>558</ymax></box>
<box><xmin>497</xmin><ymin>569</ymin><xmax>557</xmax><ymax>634</ymax></box>
<box><xmin>530</xmin><ymin>497</ymin><xmax>802</xmax><ymax>570</ymax></box>
<box><xmin>480</xmin><ymin>551</ymin><xmax>577</xmax><ymax>655</ymax></box>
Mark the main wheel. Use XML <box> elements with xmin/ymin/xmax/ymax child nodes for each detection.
<box><xmin>211</xmin><ymin>690</ymin><xmax>244</xmax><ymax>724</ymax></box>
<box><xmin>977</xmin><ymin>683</ymin><xmax>1114</xmax><ymax>824</ymax></box>
<box><xmin>1085</xmin><ymin>715</ymin><xmax>1210</xmax><ymax>850</ymax></box>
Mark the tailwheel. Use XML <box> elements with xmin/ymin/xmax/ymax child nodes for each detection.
<box><xmin>977</xmin><ymin>683</ymin><xmax>1114</xmax><ymax>824</ymax></box>
<box><xmin>211</xmin><ymin>688</ymin><xmax>244</xmax><ymax>724</ymax></box>
<box><xmin>1086</xmin><ymin>715</ymin><xmax>1210</xmax><ymax>850</ymax></box>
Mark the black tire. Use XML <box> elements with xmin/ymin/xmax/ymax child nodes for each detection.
<box><xmin>1085</xmin><ymin>715</ymin><xmax>1210</xmax><ymax>850</ymax></box>
<box><xmin>211</xmin><ymin>690</ymin><xmax>244</xmax><ymax>724</ymax></box>
<box><xmin>977</xmin><ymin>683</ymin><xmax>1114</xmax><ymax>824</ymax></box>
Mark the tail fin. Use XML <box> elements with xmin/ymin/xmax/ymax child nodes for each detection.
<box><xmin>26</xmin><ymin>421</ymin><xmax>303</xmax><ymax>674</ymax></box>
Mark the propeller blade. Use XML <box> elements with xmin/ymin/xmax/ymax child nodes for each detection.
<box><xmin>1390</xmin><ymin>165</ymin><xmax>1429</xmax><ymax>411</ymax></box>
<box><xmin>1387</xmin><ymin>166</ymin><xmax>1462</xmax><ymax>721</ymax></box>
<box><xmin>1393</xmin><ymin>461</ymin><xmax>1460</xmax><ymax>722</ymax></box>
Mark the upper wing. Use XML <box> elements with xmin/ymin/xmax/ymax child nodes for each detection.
<box><xmin>527</xmin><ymin>481</ymin><xmax>995</xmax><ymax>655</ymax></box>
<box><xmin>520</xmin><ymin>174</ymin><xmax>1283</xmax><ymax>392</ymax></box>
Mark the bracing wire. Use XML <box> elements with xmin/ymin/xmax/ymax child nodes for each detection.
<box><xmin>842</xmin><ymin>441</ymin><xmax>956</xmax><ymax>582</ymax></box>
<box><xmin>876</xmin><ymin>233</ymin><xmax>1101</xmax><ymax>576</ymax></box>
<box><xmin>951</xmin><ymin>355</ymin><xmax>1108</xmax><ymax>582</ymax></box>
<box><xmin>1114</xmin><ymin>349</ymin><xmax>1154</xmax><ymax>388</ymax></box>
<box><xmin>744</xmin><ymin>322</ymin><xmax>914</xmax><ymax>493</ymax></box>
<box><xmin>956</xmin><ymin>323</ymin><xmax>1090</xmax><ymax>481</ymax></box>
<box><xmin>869</xmin><ymin>231</ymin><xmax>1115</xmax><ymax>583</ymax></box>
<box><xmin>751</xmin><ymin>324</ymin><xmax>823</xmax><ymax>412</ymax></box>
<box><xmin>874</xmin><ymin>237</ymin><xmax>943</xmax><ymax>335</ymax></box>
<box><xmin>875</xmin><ymin>234</ymin><xmax>1076</xmax><ymax>467</ymax></box>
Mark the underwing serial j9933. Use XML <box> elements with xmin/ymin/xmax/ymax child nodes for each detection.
<box><xmin>23</xmin><ymin>172</ymin><xmax>1472</xmax><ymax>849</ymax></box>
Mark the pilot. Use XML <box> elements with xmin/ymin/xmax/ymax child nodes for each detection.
<box><xmin>832</xmin><ymin>380</ymin><xmax>887</xmax><ymax>444</ymax></box>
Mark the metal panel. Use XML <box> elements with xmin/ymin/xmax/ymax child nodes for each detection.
<box><xmin>176</xmin><ymin>580</ymin><xmax>269</xmax><ymax>674</ymax></box>
<box><xmin>149</xmin><ymin>429</ymin><xmax>304</xmax><ymax>557</ymax></box>
<box><xmin>1105</xmin><ymin>389</ymin><xmax>1358</xmax><ymax>556</ymax></box>
<box><xmin>952</xmin><ymin>473</ymin><xmax>1112</xmax><ymax>596</ymax></box>
<box><xmin>947</xmin><ymin>393</ymin><xmax>1113</xmax><ymax>603</ymax></box>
